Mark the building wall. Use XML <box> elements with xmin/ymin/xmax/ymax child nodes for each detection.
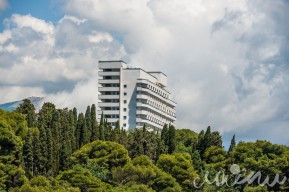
<box><xmin>98</xmin><ymin>60</ymin><xmax>176</xmax><ymax>131</ymax></box>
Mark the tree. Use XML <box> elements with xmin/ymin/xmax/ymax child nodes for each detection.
<box><xmin>167</xmin><ymin>124</ymin><xmax>176</xmax><ymax>154</ymax></box>
<box><xmin>157</xmin><ymin>153</ymin><xmax>199</xmax><ymax>190</ymax></box>
<box><xmin>112</xmin><ymin>155</ymin><xmax>181</xmax><ymax>191</ymax></box>
<box><xmin>16</xmin><ymin>99</ymin><xmax>36</xmax><ymax>127</ymax></box>
<box><xmin>228</xmin><ymin>134</ymin><xmax>236</xmax><ymax>153</ymax></box>
<box><xmin>90</xmin><ymin>104</ymin><xmax>98</xmax><ymax>141</ymax></box>
<box><xmin>23</xmin><ymin>130</ymin><xmax>33</xmax><ymax>178</ymax></box>
<box><xmin>99</xmin><ymin>112</ymin><xmax>105</xmax><ymax>141</ymax></box>
<box><xmin>70</xmin><ymin>140</ymin><xmax>130</xmax><ymax>171</ymax></box>
<box><xmin>85</xmin><ymin>106</ymin><xmax>92</xmax><ymax>142</ymax></box>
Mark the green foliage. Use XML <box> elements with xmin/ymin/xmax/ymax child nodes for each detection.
<box><xmin>243</xmin><ymin>185</ymin><xmax>268</xmax><ymax>192</ymax></box>
<box><xmin>16</xmin><ymin>99</ymin><xmax>36</xmax><ymax>127</ymax></box>
<box><xmin>57</xmin><ymin>165</ymin><xmax>110</xmax><ymax>192</ymax></box>
<box><xmin>70</xmin><ymin>140</ymin><xmax>130</xmax><ymax>170</ymax></box>
<box><xmin>112</xmin><ymin>155</ymin><xmax>181</xmax><ymax>191</ymax></box>
<box><xmin>157</xmin><ymin>153</ymin><xmax>198</xmax><ymax>190</ymax></box>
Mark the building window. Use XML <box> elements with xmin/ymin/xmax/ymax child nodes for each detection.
<box><xmin>124</xmin><ymin>84</ymin><xmax>127</xmax><ymax>88</ymax></box>
<box><xmin>124</xmin><ymin>92</ymin><xmax>127</xmax><ymax>96</ymax></box>
<box><xmin>124</xmin><ymin>100</ymin><xmax>127</xmax><ymax>104</ymax></box>
<box><xmin>112</xmin><ymin>122</ymin><xmax>116</xmax><ymax>126</ymax></box>
<box><xmin>124</xmin><ymin>108</ymin><xmax>127</xmax><ymax>112</ymax></box>
<box><xmin>123</xmin><ymin>123</ymin><xmax>126</xmax><ymax>127</ymax></box>
<box><xmin>123</xmin><ymin>116</ymin><xmax>127</xmax><ymax>120</ymax></box>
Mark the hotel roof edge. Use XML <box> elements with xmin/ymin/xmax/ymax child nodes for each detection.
<box><xmin>99</xmin><ymin>60</ymin><xmax>127</xmax><ymax>64</ymax></box>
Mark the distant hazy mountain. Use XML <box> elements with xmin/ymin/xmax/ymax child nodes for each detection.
<box><xmin>0</xmin><ymin>96</ymin><xmax>44</xmax><ymax>111</ymax></box>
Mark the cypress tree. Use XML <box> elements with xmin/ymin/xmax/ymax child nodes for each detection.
<box><xmin>32</xmin><ymin>130</ymin><xmax>41</xmax><ymax>176</ymax></box>
<box><xmin>46</xmin><ymin>128</ymin><xmax>53</xmax><ymax>175</ymax></box>
<box><xmin>167</xmin><ymin>124</ymin><xmax>176</xmax><ymax>154</ymax></box>
<box><xmin>59</xmin><ymin>109</ymin><xmax>71</xmax><ymax>170</ymax></box>
<box><xmin>68</xmin><ymin>110</ymin><xmax>77</xmax><ymax>152</ymax></box>
<box><xmin>115</xmin><ymin>120</ymin><xmax>120</xmax><ymax>134</ymax></box>
<box><xmin>85</xmin><ymin>106</ymin><xmax>92</xmax><ymax>141</ymax></box>
<box><xmin>38</xmin><ymin>126</ymin><xmax>48</xmax><ymax>175</ymax></box>
<box><xmin>23</xmin><ymin>130</ymin><xmax>34</xmax><ymax>178</ymax></box>
<box><xmin>16</xmin><ymin>99</ymin><xmax>36</xmax><ymax>127</ymax></box>
<box><xmin>161</xmin><ymin>124</ymin><xmax>169</xmax><ymax>146</ymax></box>
<box><xmin>228</xmin><ymin>134</ymin><xmax>236</xmax><ymax>152</ymax></box>
<box><xmin>90</xmin><ymin>104</ymin><xmax>98</xmax><ymax>141</ymax></box>
<box><xmin>78</xmin><ymin>113</ymin><xmax>89</xmax><ymax>147</ymax></box>
<box><xmin>51</xmin><ymin>111</ymin><xmax>60</xmax><ymax>173</ymax></box>
<box><xmin>76</xmin><ymin>113</ymin><xmax>84</xmax><ymax>149</ymax></box>
<box><xmin>99</xmin><ymin>112</ymin><xmax>105</xmax><ymax>141</ymax></box>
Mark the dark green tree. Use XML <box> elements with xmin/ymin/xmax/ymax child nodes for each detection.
<box><xmin>90</xmin><ymin>104</ymin><xmax>98</xmax><ymax>141</ymax></box>
<box><xmin>167</xmin><ymin>124</ymin><xmax>176</xmax><ymax>154</ymax></box>
<box><xmin>85</xmin><ymin>106</ymin><xmax>92</xmax><ymax>141</ymax></box>
<box><xmin>228</xmin><ymin>134</ymin><xmax>236</xmax><ymax>153</ymax></box>
<box><xmin>16</xmin><ymin>99</ymin><xmax>36</xmax><ymax>127</ymax></box>
<box><xmin>23</xmin><ymin>130</ymin><xmax>33</xmax><ymax>178</ymax></box>
<box><xmin>99</xmin><ymin>112</ymin><xmax>105</xmax><ymax>141</ymax></box>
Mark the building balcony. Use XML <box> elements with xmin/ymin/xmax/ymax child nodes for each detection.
<box><xmin>97</xmin><ymin>110</ymin><xmax>120</xmax><ymax>115</ymax></box>
<box><xmin>98</xmin><ymin>95</ymin><xmax>120</xmax><ymax>100</ymax></box>
<box><xmin>98</xmin><ymin>79</ymin><xmax>120</xmax><ymax>84</ymax></box>
<box><xmin>98</xmin><ymin>87</ymin><xmax>120</xmax><ymax>92</ymax></box>
<box><xmin>136</xmin><ymin>102</ymin><xmax>176</xmax><ymax>122</ymax></box>
<box><xmin>98</xmin><ymin>102</ymin><xmax>120</xmax><ymax>107</ymax></box>
<box><xmin>136</xmin><ymin>94</ymin><xmax>149</xmax><ymax>100</ymax></box>
<box><xmin>136</xmin><ymin>118</ymin><xmax>162</xmax><ymax>129</ymax></box>
<box><xmin>98</xmin><ymin>71</ymin><xmax>120</xmax><ymax>76</ymax></box>
<box><xmin>136</xmin><ymin>87</ymin><xmax>176</xmax><ymax>107</ymax></box>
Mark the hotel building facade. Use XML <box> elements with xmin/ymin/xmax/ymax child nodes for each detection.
<box><xmin>98</xmin><ymin>60</ymin><xmax>176</xmax><ymax>130</ymax></box>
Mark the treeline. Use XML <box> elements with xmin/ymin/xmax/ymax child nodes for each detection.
<box><xmin>0</xmin><ymin>100</ymin><xmax>289</xmax><ymax>191</ymax></box>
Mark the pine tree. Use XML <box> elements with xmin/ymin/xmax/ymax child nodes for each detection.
<box><xmin>228</xmin><ymin>134</ymin><xmax>236</xmax><ymax>152</ymax></box>
<box><xmin>76</xmin><ymin>113</ymin><xmax>83</xmax><ymax>149</ymax></box>
<box><xmin>23</xmin><ymin>130</ymin><xmax>34</xmax><ymax>178</ymax></box>
<box><xmin>90</xmin><ymin>104</ymin><xmax>98</xmax><ymax>141</ymax></box>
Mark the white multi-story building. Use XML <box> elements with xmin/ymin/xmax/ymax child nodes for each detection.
<box><xmin>98</xmin><ymin>60</ymin><xmax>176</xmax><ymax>130</ymax></box>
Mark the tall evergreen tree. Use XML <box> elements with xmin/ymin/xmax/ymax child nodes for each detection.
<box><xmin>99</xmin><ymin>112</ymin><xmax>105</xmax><ymax>141</ymax></box>
<box><xmin>68</xmin><ymin>110</ymin><xmax>77</xmax><ymax>152</ymax></box>
<box><xmin>77</xmin><ymin>113</ymin><xmax>89</xmax><ymax>147</ymax></box>
<box><xmin>45</xmin><ymin>128</ymin><xmax>53</xmax><ymax>175</ymax></box>
<box><xmin>228</xmin><ymin>134</ymin><xmax>236</xmax><ymax>152</ymax></box>
<box><xmin>90</xmin><ymin>104</ymin><xmax>98</xmax><ymax>141</ymax></box>
<box><xmin>23</xmin><ymin>130</ymin><xmax>33</xmax><ymax>178</ymax></box>
<box><xmin>38</xmin><ymin>126</ymin><xmax>48</xmax><ymax>175</ymax></box>
<box><xmin>16</xmin><ymin>99</ymin><xmax>36</xmax><ymax>127</ymax></box>
<box><xmin>85</xmin><ymin>106</ymin><xmax>92</xmax><ymax>141</ymax></box>
<box><xmin>51</xmin><ymin>111</ymin><xmax>60</xmax><ymax>174</ymax></box>
<box><xmin>167</xmin><ymin>124</ymin><xmax>176</xmax><ymax>154</ymax></box>
<box><xmin>32</xmin><ymin>129</ymin><xmax>41</xmax><ymax>176</ymax></box>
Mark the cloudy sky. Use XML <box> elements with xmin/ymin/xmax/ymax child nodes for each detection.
<box><xmin>0</xmin><ymin>0</ymin><xmax>288</xmax><ymax>147</ymax></box>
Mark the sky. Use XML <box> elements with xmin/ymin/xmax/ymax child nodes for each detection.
<box><xmin>0</xmin><ymin>0</ymin><xmax>288</xmax><ymax>148</ymax></box>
